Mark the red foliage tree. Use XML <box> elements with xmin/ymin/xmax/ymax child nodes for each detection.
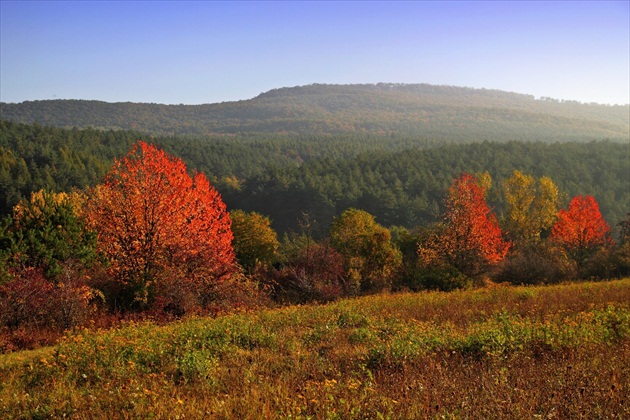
<box><xmin>87</xmin><ymin>142</ymin><xmax>234</xmax><ymax>311</ymax></box>
<box><xmin>550</xmin><ymin>195</ymin><xmax>612</xmax><ymax>269</ymax></box>
<box><xmin>419</xmin><ymin>173</ymin><xmax>510</xmax><ymax>278</ymax></box>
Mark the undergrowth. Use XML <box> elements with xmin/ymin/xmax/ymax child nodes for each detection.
<box><xmin>1</xmin><ymin>279</ymin><xmax>629</xmax><ymax>419</ymax></box>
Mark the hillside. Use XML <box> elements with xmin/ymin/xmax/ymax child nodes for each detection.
<box><xmin>1</xmin><ymin>84</ymin><xmax>629</xmax><ymax>141</ymax></box>
<box><xmin>224</xmin><ymin>141</ymin><xmax>630</xmax><ymax>234</ymax></box>
<box><xmin>1</xmin><ymin>279</ymin><xmax>629</xmax><ymax>418</ymax></box>
<box><xmin>2</xmin><ymin>121</ymin><xmax>628</xmax><ymax>234</ymax></box>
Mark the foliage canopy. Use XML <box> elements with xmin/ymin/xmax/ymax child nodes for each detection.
<box><xmin>86</xmin><ymin>142</ymin><xmax>234</xmax><ymax>310</ymax></box>
<box><xmin>419</xmin><ymin>173</ymin><xmax>510</xmax><ymax>278</ymax></box>
<box><xmin>551</xmin><ymin>195</ymin><xmax>612</xmax><ymax>269</ymax></box>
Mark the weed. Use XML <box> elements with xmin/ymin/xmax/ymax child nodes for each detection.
<box><xmin>0</xmin><ymin>278</ymin><xmax>629</xmax><ymax>419</ymax></box>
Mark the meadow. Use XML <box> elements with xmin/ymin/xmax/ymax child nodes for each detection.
<box><xmin>1</xmin><ymin>278</ymin><xmax>629</xmax><ymax>419</ymax></box>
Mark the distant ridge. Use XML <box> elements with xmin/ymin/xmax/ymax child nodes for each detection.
<box><xmin>1</xmin><ymin>83</ymin><xmax>628</xmax><ymax>141</ymax></box>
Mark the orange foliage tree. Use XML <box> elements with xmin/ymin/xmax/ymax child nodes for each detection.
<box><xmin>419</xmin><ymin>173</ymin><xmax>510</xmax><ymax>278</ymax></box>
<box><xmin>550</xmin><ymin>195</ymin><xmax>612</xmax><ymax>269</ymax></box>
<box><xmin>87</xmin><ymin>142</ymin><xmax>234</xmax><ymax>311</ymax></box>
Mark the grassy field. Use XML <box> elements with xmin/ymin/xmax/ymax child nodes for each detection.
<box><xmin>1</xmin><ymin>279</ymin><xmax>629</xmax><ymax>419</ymax></box>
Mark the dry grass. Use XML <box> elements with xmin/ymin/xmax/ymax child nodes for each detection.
<box><xmin>1</xmin><ymin>279</ymin><xmax>629</xmax><ymax>419</ymax></box>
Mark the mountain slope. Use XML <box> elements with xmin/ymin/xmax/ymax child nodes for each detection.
<box><xmin>1</xmin><ymin>84</ymin><xmax>628</xmax><ymax>141</ymax></box>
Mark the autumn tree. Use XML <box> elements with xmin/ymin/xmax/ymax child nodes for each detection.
<box><xmin>329</xmin><ymin>208</ymin><xmax>402</xmax><ymax>293</ymax></box>
<box><xmin>419</xmin><ymin>173</ymin><xmax>510</xmax><ymax>279</ymax></box>
<box><xmin>1</xmin><ymin>189</ymin><xmax>97</xmax><ymax>278</ymax></box>
<box><xmin>87</xmin><ymin>142</ymin><xmax>234</xmax><ymax>312</ymax></box>
<box><xmin>0</xmin><ymin>191</ymin><xmax>102</xmax><ymax>336</ymax></box>
<box><xmin>475</xmin><ymin>171</ymin><xmax>492</xmax><ymax>197</ymax></box>
<box><xmin>550</xmin><ymin>195</ymin><xmax>612</xmax><ymax>270</ymax></box>
<box><xmin>230</xmin><ymin>210</ymin><xmax>279</xmax><ymax>272</ymax></box>
<box><xmin>502</xmin><ymin>170</ymin><xmax>559</xmax><ymax>246</ymax></box>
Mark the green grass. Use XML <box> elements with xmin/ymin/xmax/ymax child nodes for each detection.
<box><xmin>0</xmin><ymin>347</ymin><xmax>55</xmax><ymax>370</ymax></box>
<box><xmin>1</xmin><ymin>279</ymin><xmax>629</xmax><ymax>419</ymax></box>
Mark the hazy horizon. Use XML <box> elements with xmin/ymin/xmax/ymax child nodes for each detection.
<box><xmin>3</xmin><ymin>82</ymin><xmax>630</xmax><ymax>107</ymax></box>
<box><xmin>1</xmin><ymin>1</ymin><xmax>628</xmax><ymax>106</ymax></box>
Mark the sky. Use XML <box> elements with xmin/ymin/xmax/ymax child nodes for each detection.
<box><xmin>1</xmin><ymin>1</ymin><xmax>629</xmax><ymax>105</ymax></box>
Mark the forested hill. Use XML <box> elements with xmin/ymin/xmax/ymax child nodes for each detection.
<box><xmin>1</xmin><ymin>84</ymin><xmax>628</xmax><ymax>141</ymax></box>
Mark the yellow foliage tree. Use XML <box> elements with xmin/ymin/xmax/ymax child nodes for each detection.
<box><xmin>502</xmin><ymin>170</ymin><xmax>559</xmax><ymax>246</ymax></box>
<box><xmin>330</xmin><ymin>208</ymin><xmax>402</xmax><ymax>293</ymax></box>
<box><xmin>475</xmin><ymin>171</ymin><xmax>492</xmax><ymax>198</ymax></box>
<box><xmin>5</xmin><ymin>189</ymin><xmax>97</xmax><ymax>278</ymax></box>
<box><xmin>230</xmin><ymin>210</ymin><xmax>279</xmax><ymax>271</ymax></box>
<box><xmin>13</xmin><ymin>190</ymin><xmax>87</xmax><ymax>227</ymax></box>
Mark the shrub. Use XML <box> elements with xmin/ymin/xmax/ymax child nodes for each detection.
<box><xmin>415</xmin><ymin>265</ymin><xmax>473</xmax><ymax>291</ymax></box>
<box><xmin>492</xmin><ymin>244</ymin><xmax>570</xmax><ymax>285</ymax></box>
<box><xmin>581</xmin><ymin>244</ymin><xmax>629</xmax><ymax>280</ymax></box>
<box><xmin>1</xmin><ymin>190</ymin><xmax>98</xmax><ymax>279</ymax></box>
<box><xmin>202</xmin><ymin>271</ymin><xmax>271</xmax><ymax>316</ymax></box>
<box><xmin>390</xmin><ymin>225</ymin><xmax>431</xmax><ymax>292</ymax></box>
<box><xmin>0</xmin><ymin>264</ymin><xmax>102</xmax><ymax>351</ymax></box>
<box><xmin>230</xmin><ymin>210</ymin><xmax>279</xmax><ymax>272</ymax></box>
<box><xmin>0</xmin><ymin>267</ymin><xmax>55</xmax><ymax>331</ymax></box>
<box><xmin>268</xmin><ymin>242</ymin><xmax>348</xmax><ymax>304</ymax></box>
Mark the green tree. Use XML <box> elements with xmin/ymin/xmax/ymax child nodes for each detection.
<box><xmin>2</xmin><ymin>189</ymin><xmax>97</xmax><ymax>278</ymax></box>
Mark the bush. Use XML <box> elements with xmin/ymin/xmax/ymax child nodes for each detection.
<box><xmin>53</xmin><ymin>262</ymin><xmax>104</xmax><ymax>329</ymax></box>
<box><xmin>230</xmin><ymin>210</ymin><xmax>280</xmax><ymax>272</ymax></box>
<box><xmin>329</xmin><ymin>209</ymin><xmax>402</xmax><ymax>293</ymax></box>
<box><xmin>3</xmin><ymin>190</ymin><xmax>98</xmax><ymax>279</ymax></box>
<box><xmin>613</xmin><ymin>242</ymin><xmax>630</xmax><ymax>278</ymax></box>
<box><xmin>202</xmin><ymin>272</ymin><xmax>271</xmax><ymax>316</ymax></box>
<box><xmin>581</xmin><ymin>244</ymin><xmax>630</xmax><ymax>280</ymax></box>
<box><xmin>0</xmin><ymin>264</ymin><xmax>102</xmax><ymax>351</ymax></box>
<box><xmin>492</xmin><ymin>244</ymin><xmax>570</xmax><ymax>285</ymax></box>
<box><xmin>415</xmin><ymin>265</ymin><xmax>473</xmax><ymax>291</ymax></box>
<box><xmin>267</xmin><ymin>242</ymin><xmax>348</xmax><ymax>304</ymax></box>
<box><xmin>0</xmin><ymin>267</ymin><xmax>56</xmax><ymax>331</ymax></box>
<box><xmin>150</xmin><ymin>274</ymin><xmax>203</xmax><ymax>319</ymax></box>
<box><xmin>390</xmin><ymin>226</ymin><xmax>427</xmax><ymax>292</ymax></box>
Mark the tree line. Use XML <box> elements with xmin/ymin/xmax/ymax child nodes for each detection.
<box><xmin>2</xmin><ymin>120</ymin><xmax>628</xmax><ymax>238</ymax></box>
<box><xmin>223</xmin><ymin>140</ymin><xmax>629</xmax><ymax>236</ymax></box>
<box><xmin>1</xmin><ymin>141</ymin><xmax>628</xmax><ymax>352</ymax></box>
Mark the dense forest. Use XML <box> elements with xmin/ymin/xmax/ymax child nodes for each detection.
<box><xmin>1</xmin><ymin>84</ymin><xmax>628</xmax><ymax>141</ymax></box>
<box><xmin>1</xmin><ymin>120</ymin><xmax>628</xmax><ymax>236</ymax></box>
<box><xmin>224</xmin><ymin>140</ymin><xmax>630</xmax><ymax>235</ymax></box>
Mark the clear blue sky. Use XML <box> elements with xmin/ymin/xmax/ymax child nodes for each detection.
<box><xmin>1</xmin><ymin>1</ymin><xmax>628</xmax><ymax>105</ymax></box>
